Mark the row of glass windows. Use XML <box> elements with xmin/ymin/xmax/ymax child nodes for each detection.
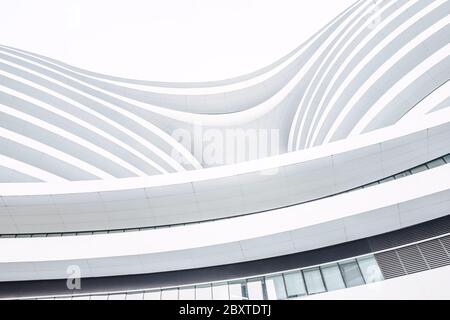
<box><xmin>4</xmin><ymin>154</ymin><xmax>449</xmax><ymax>239</ymax></box>
<box><xmin>347</xmin><ymin>154</ymin><xmax>450</xmax><ymax>192</ymax></box>
<box><xmin>36</xmin><ymin>255</ymin><xmax>383</xmax><ymax>300</ymax></box>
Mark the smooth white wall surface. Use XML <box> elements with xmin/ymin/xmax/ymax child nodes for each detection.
<box><xmin>0</xmin><ymin>163</ymin><xmax>449</xmax><ymax>281</ymax></box>
<box><xmin>0</xmin><ymin>0</ymin><xmax>355</xmax><ymax>82</ymax></box>
<box><xmin>0</xmin><ymin>0</ymin><xmax>449</xmax><ymax>284</ymax></box>
<box><xmin>301</xmin><ymin>265</ymin><xmax>450</xmax><ymax>300</ymax></box>
<box><xmin>0</xmin><ymin>0</ymin><xmax>448</xmax><ymax>182</ymax></box>
<box><xmin>1</xmin><ymin>109</ymin><xmax>449</xmax><ymax>233</ymax></box>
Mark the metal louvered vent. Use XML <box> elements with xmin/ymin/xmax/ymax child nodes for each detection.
<box><xmin>396</xmin><ymin>245</ymin><xmax>428</xmax><ymax>274</ymax></box>
<box><xmin>375</xmin><ymin>250</ymin><xmax>406</xmax><ymax>279</ymax></box>
<box><xmin>369</xmin><ymin>215</ymin><xmax>450</xmax><ymax>252</ymax></box>
<box><xmin>418</xmin><ymin>239</ymin><xmax>450</xmax><ymax>269</ymax></box>
<box><xmin>439</xmin><ymin>235</ymin><xmax>450</xmax><ymax>254</ymax></box>
<box><xmin>375</xmin><ymin>235</ymin><xmax>450</xmax><ymax>280</ymax></box>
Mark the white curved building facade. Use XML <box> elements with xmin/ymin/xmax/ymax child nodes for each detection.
<box><xmin>0</xmin><ymin>0</ymin><xmax>450</xmax><ymax>300</ymax></box>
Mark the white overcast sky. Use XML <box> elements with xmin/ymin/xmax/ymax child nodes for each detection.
<box><xmin>0</xmin><ymin>0</ymin><xmax>355</xmax><ymax>81</ymax></box>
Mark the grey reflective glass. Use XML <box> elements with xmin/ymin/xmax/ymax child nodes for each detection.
<box><xmin>303</xmin><ymin>268</ymin><xmax>326</xmax><ymax>294</ymax></box>
<box><xmin>195</xmin><ymin>285</ymin><xmax>212</xmax><ymax>300</ymax></box>
<box><xmin>89</xmin><ymin>294</ymin><xmax>108</xmax><ymax>300</ymax></box>
<box><xmin>179</xmin><ymin>287</ymin><xmax>196</xmax><ymax>300</ymax></box>
<box><xmin>265</xmin><ymin>275</ymin><xmax>287</xmax><ymax>300</ymax></box>
<box><xmin>54</xmin><ymin>296</ymin><xmax>73</xmax><ymax>300</ymax></box>
<box><xmin>161</xmin><ymin>288</ymin><xmax>178</xmax><ymax>300</ymax></box>
<box><xmin>247</xmin><ymin>279</ymin><xmax>265</xmax><ymax>300</ymax></box>
<box><xmin>357</xmin><ymin>256</ymin><xmax>384</xmax><ymax>283</ymax></box>
<box><xmin>321</xmin><ymin>264</ymin><xmax>346</xmax><ymax>291</ymax></box>
<box><xmin>410</xmin><ymin>165</ymin><xmax>427</xmax><ymax>174</ymax></box>
<box><xmin>426</xmin><ymin>158</ymin><xmax>445</xmax><ymax>169</ymax></box>
<box><xmin>339</xmin><ymin>260</ymin><xmax>365</xmax><ymax>287</ymax></box>
<box><xmin>125</xmin><ymin>292</ymin><xmax>144</xmax><ymax>300</ymax></box>
<box><xmin>228</xmin><ymin>281</ymin><xmax>248</xmax><ymax>300</ymax></box>
<box><xmin>283</xmin><ymin>271</ymin><xmax>306</xmax><ymax>297</ymax></box>
<box><xmin>71</xmin><ymin>295</ymin><xmax>90</xmax><ymax>300</ymax></box>
<box><xmin>108</xmin><ymin>293</ymin><xmax>126</xmax><ymax>300</ymax></box>
<box><xmin>143</xmin><ymin>290</ymin><xmax>161</xmax><ymax>300</ymax></box>
<box><xmin>212</xmin><ymin>283</ymin><xmax>229</xmax><ymax>300</ymax></box>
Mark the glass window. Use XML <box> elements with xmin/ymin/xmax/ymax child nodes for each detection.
<box><xmin>212</xmin><ymin>283</ymin><xmax>230</xmax><ymax>300</ymax></box>
<box><xmin>126</xmin><ymin>292</ymin><xmax>144</xmax><ymax>300</ymax></box>
<box><xmin>108</xmin><ymin>294</ymin><xmax>126</xmax><ymax>300</ymax></box>
<box><xmin>339</xmin><ymin>260</ymin><xmax>365</xmax><ymax>287</ymax></box>
<box><xmin>444</xmin><ymin>154</ymin><xmax>450</xmax><ymax>164</ymax></box>
<box><xmin>379</xmin><ymin>177</ymin><xmax>395</xmax><ymax>184</ymax></box>
<box><xmin>410</xmin><ymin>165</ymin><xmax>427</xmax><ymax>174</ymax></box>
<box><xmin>178</xmin><ymin>287</ymin><xmax>195</xmax><ymax>300</ymax></box>
<box><xmin>247</xmin><ymin>279</ymin><xmax>265</xmax><ymax>300</ymax></box>
<box><xmin>303</xmin><ymin>268</ymin><xmax>326</xmax><ymax>294</ymax></box>
<box><xmin>195</xmin><ymin>285</ymin><xmax>212</xmax><ymax>300</ymax></box>
<box><xmin>357</xmin><ymin>256</ymin><xmax>384</xmax><ymax>283</ymax></box>
<box><xmin>143</xmin><ymin>290</ymin><xmax>161</xmax><ymax>300</ymax></box>
<box><xmin>228</xmin><ymin>281</ymin><xmax>248</xmax><ymax>300</ymax></box>
<box><xmin>71</xmin><ymin>295</ymin><xmax>90</xmax><ymax>300</ymax></box>
<box><xmin>321</xmin><ymin>264</ymin><xmax>346</xmax><ymax>291</ymax></box>
<box><xmin>161</xmin><ymin>288</ymin><xmax>178</xmax><ymax>300</ymax></box>
<box><xmin>365</xmin><ymin>181</ymin><xmax>379</xmax><ymax>187</ymax></box>
<box><xmin>89</xmin><ymin>294</ymin><xmax>108</xmax><ymax>300</ymax></box>
<box><xmin>427</xmin><ymin>158</ymin><xmax>446</xmax><ymax>169</ymax></box>
<box><xmin>394</xmin><ymin>171</ymin><xmax>410</xmax><ymax>179</ymax></box>
<box><xmin>265</xmin><ymin>275</ymin><xmax>287</xmax><ymax>300</ymax></box>
<box><xmin>283</xmin><ymin>271</ymin><xmax>306</xmax><ymax>297</ymax></box>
